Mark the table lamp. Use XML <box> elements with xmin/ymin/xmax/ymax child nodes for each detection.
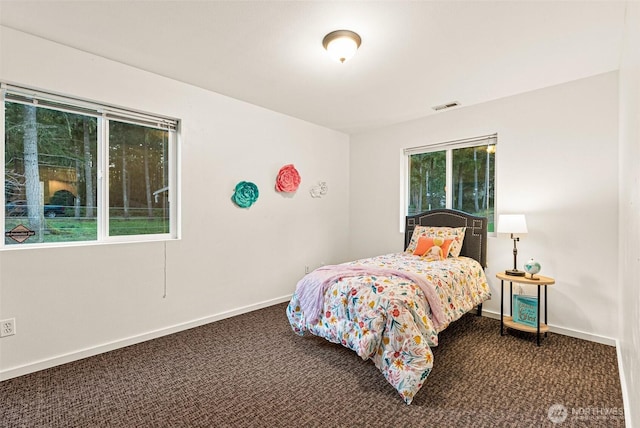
<box><xmin>497</xmin><ymin>214</ymin><xmax>528</xmax><ymax>276</ymax></box>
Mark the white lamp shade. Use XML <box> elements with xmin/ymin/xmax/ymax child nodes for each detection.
<box><xmin>326</xmin><ymin>37</ymin><xmax>358</xmax><ymax>63</ymax></box>
<box><xmin>322</xmin><ymin>30</ymin><xmax>361</xmax><ymax>63</ymax></box>
<box><xmin>497</xmin><ymin>214</ymin><xmax>528</xmax><ymax>235</ymax></box>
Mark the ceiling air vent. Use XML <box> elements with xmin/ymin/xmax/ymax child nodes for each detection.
<box><xmin>432</xmin><ymin>101</ymin><xmax>460</xmax><ymax>111</ymax></box>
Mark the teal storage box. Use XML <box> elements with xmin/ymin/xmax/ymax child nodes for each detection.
<box><xmin>513</xmin><ymin>295</ymin><xmax>538</xmax><ymax>328</ymax></box>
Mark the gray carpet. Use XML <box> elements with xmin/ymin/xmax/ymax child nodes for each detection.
<box><xmin>0</xmin><ymin>302</ymin><xmax>625</xmax><ymax>427</ymax></box>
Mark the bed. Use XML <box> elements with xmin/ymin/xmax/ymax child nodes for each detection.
<box><xmin>286</xmin><ymin>209</ymin><xmax>490</xmax><ymax>404</ymax></box>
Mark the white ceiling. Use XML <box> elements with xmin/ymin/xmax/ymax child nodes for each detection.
<box><xmin>0</xmin><ymin>0</ymin><xmax>627</xmax><ymax>134</ymax></box>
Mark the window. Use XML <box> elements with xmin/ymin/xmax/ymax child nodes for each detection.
<box><xmin>2</xmin><ymin>84</ymin><xmax>178</xmax><ymax>247</ymax></box>
<box><xmin>405</xmin><ymin>134</ymin><xmax>496</xmax><ymax>232</ymax></box>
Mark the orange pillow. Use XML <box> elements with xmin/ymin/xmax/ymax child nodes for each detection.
<box><xmin>412</xmin><ymin>236</ymin><xmax>453</xmax><ymax>260</ymax></box>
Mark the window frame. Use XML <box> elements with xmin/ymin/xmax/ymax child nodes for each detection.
<box><xmin>1</xmin><ymin>83</ymin><xmax>180</xmax><ymax>249</ymax></box>
<box><xmin>402</xmin><ymin>134</ymin><xmax>497</xmax><ymax>233</ymax></box>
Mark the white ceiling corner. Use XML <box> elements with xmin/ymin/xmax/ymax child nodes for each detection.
<box><xmin>0</xmin><ymin>0</ymin><xmax>627</xmax><ymax>134</ymax></box>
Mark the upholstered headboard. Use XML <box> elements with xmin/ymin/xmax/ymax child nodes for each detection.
<box><xmin>405</xmin><ymin>209</ymin><xmax>488</xmax><ymax>268</ymax></box>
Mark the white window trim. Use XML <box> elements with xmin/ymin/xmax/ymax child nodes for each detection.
<box><xmin>1</xmin><ymin>83</ymin><xmax>180</xmax><ymax>249</ymax></box>
<box><xmin>401</xmin><ymin>133</ymin><xmax>497</xmax><ymax>233</ymax></box>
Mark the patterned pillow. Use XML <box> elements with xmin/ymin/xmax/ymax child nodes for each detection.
<box><xmin>412</xmin><ymin>236</ymin><xmax>453</xmax><ymax>261</ymax></box>
<box><xmin>406</xmin><ymin>226</ymin><xmax>466</xmax><ymax>257</ymax></box>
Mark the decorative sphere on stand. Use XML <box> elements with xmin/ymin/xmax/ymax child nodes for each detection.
<box><xmin>524</xmin><ymin>258</ymin><xmax>541</xmax><ymax>280</ymax></box>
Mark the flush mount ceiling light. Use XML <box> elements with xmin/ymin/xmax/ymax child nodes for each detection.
<box><xmin>322</xmin><ymin>30</ymin><xmax>361</xmax><ymax>63</ymax></box>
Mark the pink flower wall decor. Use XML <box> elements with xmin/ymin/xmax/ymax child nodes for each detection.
<box><xmin>275</xmin><ymin>164</ymin><xmax>301</xmax><ymax>193</ymax></box>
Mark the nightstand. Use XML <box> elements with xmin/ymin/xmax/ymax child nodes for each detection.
<box><xmin>496</xmin><ymin>272</ymin><xmax>555</xmax><ymax>346</ymax></box>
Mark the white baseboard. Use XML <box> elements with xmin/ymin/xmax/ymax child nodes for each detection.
<box><xmin>615</xmin><ymin>339</ymin><xmax>633</xmax><ymax>428</ymax></box>
<box><xmin>481</xmin><ymin>309</ymin><xmax>617</xmax><ymax>346</ymax></box>
<box><xmin>1</xmin><ymin>300</ymin><xmax>622</xmax><ymax>384</ymax></box>
<box><xmin>0</xmin><ymin>294</ymin><xmax>293</xmax><ymax>382</ymax></box>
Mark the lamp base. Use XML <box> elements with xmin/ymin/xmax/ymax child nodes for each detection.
<box><xmin>505</xmin><ymin>269</ymin><xmax>526</xmax><ymax>277</ymax></box>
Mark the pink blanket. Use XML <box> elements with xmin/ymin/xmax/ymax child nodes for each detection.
<box><xmin>295</xmin><ymin>264</ymin><xmax>446</xmax><ymax>329</ymax></box>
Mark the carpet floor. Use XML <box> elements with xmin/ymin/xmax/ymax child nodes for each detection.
<box><xmin>0</xmin><ymin>302</ymin><xmax>625</xmax><ymax>427</ymax></box>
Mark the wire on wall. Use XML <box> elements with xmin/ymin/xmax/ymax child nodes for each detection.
<box><xmin>163</xmin><ymin>241</ymin><xmax>167</xmax><ymax>298</ymax></box>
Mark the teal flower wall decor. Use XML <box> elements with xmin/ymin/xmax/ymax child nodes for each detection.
<box><xmin>232</xmin><ymin>181</ymin><xmax>259</xmax><ymax>208</ymax></box>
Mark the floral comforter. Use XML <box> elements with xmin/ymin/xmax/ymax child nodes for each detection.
<box><xmin>286</xmin><ymin>252</ymin><xmax>490</xmax><ymax>404</ymax></box>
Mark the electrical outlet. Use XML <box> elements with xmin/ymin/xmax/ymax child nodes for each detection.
<box><xmin>1</xmin><ymin>318</ymin><xmax>16</xmax><ymax>337</ymax></box>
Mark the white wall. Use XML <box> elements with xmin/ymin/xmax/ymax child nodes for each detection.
<box><xmin>349</xmin><ymin>72</ymin><xmax>619</xmax><ymax>343</ymax></box>
<box><xmin>0</xmin><ymin>27</ymin><xmax>350</xmax><ymax>378</ymax></box>
<box><xmin>618</xmin><ymin>2</ymin><xmax>640</xmax><ymax>426</ymax></box>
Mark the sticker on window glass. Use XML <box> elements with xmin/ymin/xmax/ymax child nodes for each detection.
<box><xmin>5</xmin><ymin>224</ymin><xmax>36</xmax><ymax>243</ymax></box>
